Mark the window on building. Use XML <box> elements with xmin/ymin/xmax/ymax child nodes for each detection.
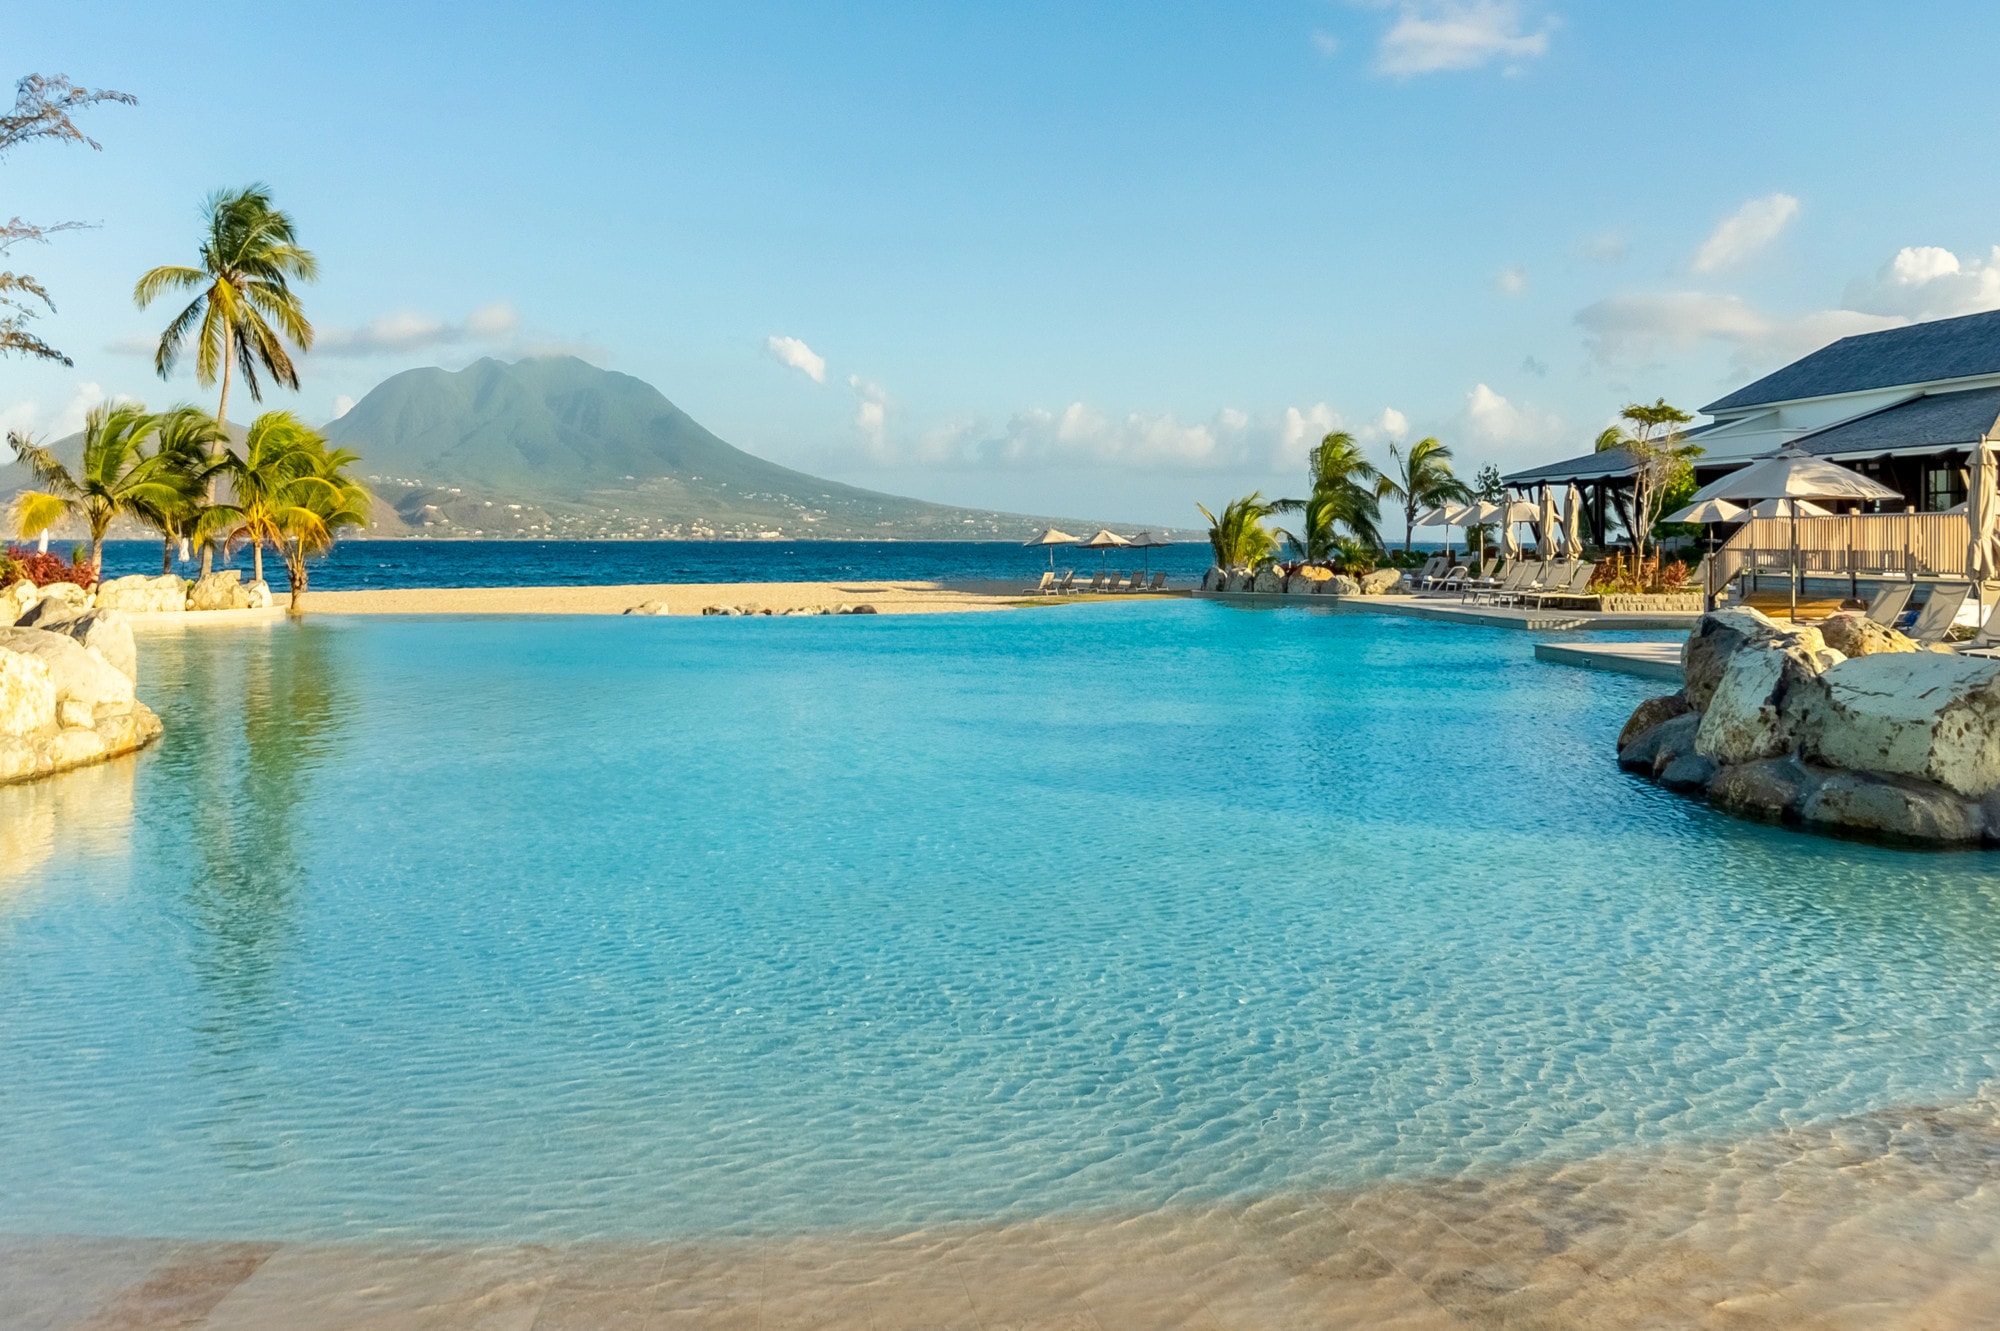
<box><xmin>1924</xmin><ymin>464</ymin><xmax>1967</xmax><ymax>512</ymax></box>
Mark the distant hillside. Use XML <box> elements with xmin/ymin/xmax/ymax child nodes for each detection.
<box><xmin>316</xmin><ymin>357</ymin><xmax>1093</xmax><ymax>540</ymax></box>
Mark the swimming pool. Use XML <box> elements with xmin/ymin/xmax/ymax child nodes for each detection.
<box><xmin>3</xmin><ymin>601</ymin><xmax>1997</xmax><ymax>1243</ymax></box>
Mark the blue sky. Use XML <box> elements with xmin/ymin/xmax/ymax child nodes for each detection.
<box><xmin>11</xmin><ymin>1</ymin><xmax>2000</xmax><ymax>525</ymax></box>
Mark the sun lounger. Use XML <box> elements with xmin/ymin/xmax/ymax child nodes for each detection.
<box><xmin>1956</xmin><ymin>599</ymin><xmax>2000</xmax><ymax>656</ymax></box>
<box><xmin>1086</xmin><ymin>571</ymin><xmax>1109</xmax><ymax>593</ymax></box>
<box><xmin>1523</xmin><ymin>561</ymin><xmax>1595</xmax><ymax>608</ymax></box>
<box><xmin>1413</xmin><ymin>555</ymin><xmax>1448</xmax><ymax>588</ymax></box>
<box><xmin>1147</xmin><ymin>572</ymin><xmax>1166</xmax><ymax>592</ymax></box>
<box><xmin>1468</xmin><ymin>561</ymin><xmax>1535</xmax><ymax>604</ymax></box>
<box><xmin>1422</xmin><ymin>564</ymin><xmax>1467</xmax><ymax>595</ymax></box>
<box><xmin>1443</xmin><ymin>557</ymin><xmax>1494</xmax><ymax>592</ymax></box>
<box><xmin>1904</xmin><ymin>583</ymin><xmax>1970</xmax><ymax>645</ymax></box>
<box><xmin>1023</xmin><ymin>571</ymin><xmax>1055</xmax><ymax>595</ymax></box>
<box><xmin>1502</xmin><ymin>561</ymin><xmax>1575</xmax><ymax>607</ymax></box>
<box><xmin>1863</xmin><ymin>582</ymin><xmax>1913</xmax><ymax>626</ymax></box>
<box><xmin>1055</xmin><ymin>570</ymin><xmax>1076</xmax><ymax>594</ymax></box>
<box><xmin>1464</xmin><ymin>558</ymin><xmax>1511</xmax><ymax>594</ymax></box>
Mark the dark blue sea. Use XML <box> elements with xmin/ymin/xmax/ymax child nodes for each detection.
<box><xmin>89</xmin><ymin>539</ymin><xmax>1219</xmax><ymax>592</ymax></box>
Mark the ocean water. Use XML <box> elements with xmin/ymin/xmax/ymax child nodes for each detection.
<box><xmin>88</xmin><ymin>538</ymin><xmax>1225</xmax><ymax>592</ymax></box>
<box><xmin>3</xmin><ymin>601</ymin><xmax>1999</xmax><ymax>1245</ymax></box>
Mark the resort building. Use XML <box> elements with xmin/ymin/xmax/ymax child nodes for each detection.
<box><xmin>1504</xmin><ymin>308</ymin><xmax>2000</xmax><ymax>581</ymax></box>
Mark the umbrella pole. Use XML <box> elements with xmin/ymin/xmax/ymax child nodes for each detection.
<box><xmin>1790</xmin><ymin>509</ymin><xmax>1799</xmax><ymax>623</ymax></box>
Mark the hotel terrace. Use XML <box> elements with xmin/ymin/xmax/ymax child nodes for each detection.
<box><xmin>1504</xmin><ymin>308</ymin><xmax>2000</xmax><ymax>595</ymax></box>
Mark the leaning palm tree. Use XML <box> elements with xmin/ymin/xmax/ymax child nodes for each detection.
<box><xmin>131</xmin><ymin>404</ymin><xmax>230</xmax><ymax>573</ymax></box>
<box><xmin>223</xmin><ymin>411</ymin><xmax>324</xmax><ymax>587</ymax></box>
<box><xmin>1197</xmin><ymin>493</ymin><xmax>1279</xmax><ymax>569</ymax></box>
<box><xmin>133</xmin><ymin>184</ymin><xmax>317</xmax><ymax>572</ymax></box>
<box><xmin>7</xmin><ymin>404</ymin><xmax>190</xmax><ymax>572</ymax></box>
<box><xmin>273</xmin><ymin>444</ymin><xmax>369</xmax><ymax>614</ymax></box>
<box><xmin>1383</xmin><ymin>436</ymin><xmax>1473</xmax><ymax>556</ymax></box>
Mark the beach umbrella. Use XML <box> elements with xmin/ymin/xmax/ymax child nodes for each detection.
<box><xmin>1413</xmin><ymin>505</ymin><xmax>1458</xmax><ymax>560</ymax></box>
<box><xmin>1451</xmin><ymin>500</ymin><xmax>1501</xmax><ymax>564</ymax></box>
<box><xmin>1970</xmin><ymin>439</ymin><xmax>1998</xmax><ymax>588</ymax></box>
<box><xmin>1665</xmin><ymin>497</ymin><xmax>1745</xmax><ymax>608</ymax></box>
<box><xmin>1686</xmin><ymin>446</ymin><xmax>1900</xmax><ymax>621</ymax></box>
<box><xmin>1080</xmin><ymin>529</ymin><xmax>1131</xmax><ymax>571</ymax></box>
<box><xmin>1499</xmin><ymin>498</ymin><xmax>1539</xmax><ymax>561</ymax></box>
<box><xmin>1023</xmin><ymin>525</ymin><xmax>1079</xmax><ymax>569</ymax></box>
<box><xmin>1562</xmin><ymin>484</ymin><xmax>1585</xmax><ymax>560</ymax></box>
<box><xmin>1536</xmin><ymin>486</ymin><xmax>1559</xmax><ymax>560</ymax></box>
<box><xmin>1123</xmin><ymin>528</ymin><xmax>1172</xmax><ymax>570</ymax></box>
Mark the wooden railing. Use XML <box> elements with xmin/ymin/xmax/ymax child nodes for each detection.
<box><xmin>1711</xmin><ymin>513</ymin><xmax>1977</xmax><ymax>588</ymax></box>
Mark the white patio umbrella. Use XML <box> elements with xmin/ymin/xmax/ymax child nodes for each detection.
<box><xmin>1500</xmin><ymin>498</ymin><xmax>1539</xmax><ymax>561</ymax></box>
<box><xmin>1969</xmin><ymin>439</ymin><xmax>1998</xmax><ymax>588</ymax></box>
<box><xmin>1666</xmin><ymin>497</ymin><xmax>1746</xmax><ymax>608</ymax></box>
<box><xmin>1562</xmin><ymin>485</ymin><xmax>1586</xmax><ymax>560</ymax></box>
<box><xmin>1742</xmin><ymin>497</ymin><xmax>1833</xmax><ymax>519</ymax></box>
<box><xmin>1686</xmin><ymin>446</ymin><xmax>1900</xmax><ymax>620</ymax></box>
<box><xmin>1536</xmin><ymin>486</ymin><xmax>1559</xmax><ymax>560</ymax></box>
<box><xmin>1079</xmin><ymin>529</ymin><xmax>1131</xmax><ymax>571</ymax></box>
<box><xmin>1414</xmin><ymin>505</ymin><xmax>1458</xmax><ymax>560</ymax></box>
<box><xmin>1023</xmin><ymin>526</ymin><xmax>1079</xmax><ymax>569</ymax></box>
<box><xmin>1450</xmin><ymin>500</ymin><xmax>1501</xmax><ymax>564</ymax></box>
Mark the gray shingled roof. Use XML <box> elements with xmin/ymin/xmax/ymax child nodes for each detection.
<box><xmin>1501</xmin><ymin>447</ymin><xmax>1637</xmax><ymax>486</ymax></box>
<box><xmin>1704</xmin><ymin>309</ymin><xmax>2000</xmax><ymax>413</ymax></box>
<box><xmin>1791</xmin><ymin>384</ymin><xmax>2000</xmax><ymax>457</ymax></box>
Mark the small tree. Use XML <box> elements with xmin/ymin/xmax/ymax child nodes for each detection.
<box><xmin>8</xmin><ymin>405</ymin><xmax>192</xmax><ymax>572</ymax></box>
<box><xmin>1601</xmin><ymin>399</ymin><xmax>1701</xmax><ymax>559</ymax></box>
<box><xmin>275</xmin><ymin>445</ymin><xmax>369</xmax><ymax>614</ymax></box>
<box><xmin>1</xmin><ymin>75</ymin><xmax>135</xmax><ymax>366</ymax></box>
<box><xmin>1197</xmin><ymin>493</ymin><xmax>1279</xmax><ymax>569</ymax></box>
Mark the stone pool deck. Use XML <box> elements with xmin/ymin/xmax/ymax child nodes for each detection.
<box><xmin>1533</xmin><ymin>640</ymin><xmax>1686</xmax><ymax>683</ymax></box>
<box><xmin>12</xmin><ymin>1094</ymin><xmax>1999</xmax><ymax>1330</ymax></box>
<box><xmin>1194</xmin><ymin>590</ymin><xmax>1702</xmax><ymax>632</ymax></box>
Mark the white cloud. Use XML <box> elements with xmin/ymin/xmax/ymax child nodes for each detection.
<box><xmin>1</xmin><ymin>382</ymin><xmax>107</xmax><ymax>456</ymax></box>
<box><xmin>848</xmin><ymin>375</ymin><xmax>890</xmax><ymax>456</ymax></box>
<box><xmin>1463</xmin><ymin>383</ymin><xmax>1563</xmax><ymax>447</ymax></box>
<box><xmin>301</xmin><ymin>302</ymin><xmax>519</xmax><ymax>358</ymax></box>
<box><xmin>1842</xmin><ymin>245</ymin><xmax>2000</xmax><ymax>322</ymax></box>
<box><xmin>766</xmin><ymin>334</ymin><xmax>827</xmax><ymax>384</ymax></box>
<box><xmin>1574</xmin><ymin>290</ymin><xmax>1903</xmax><ymax>374</ymax></box>
<box><xmin>1495</xmin><ymin>265</ymin><xmax>1527</xmax><ymax>295</ymax></box>
<box><xmin>1579</xmin><ymin>231</ymin><xmax>1627</xmax><ymax>264</ymax></box>
<box><xmin>1311</xmin><ymin>30</ymin><xmax>1341</xmax><ymax>57</ymax></box>
<box><xmin>1691</xmin><ymin>193</ymin><xmax>1799</xmax><ymax>274</ymax></box>
<box><xmin>1371</xmin><ymin>1</ymin><xmax>1554</xmax><ymax>76</ymax></box>
<box><xmin>331</xmin><ymin>395</ymin><xmax>356</xmax><ymax>421</ymax></box>
<box><xmin>1375</xmin><ymin>407</ymin><xmax>1410</xmax><ymax>439</ymax></box>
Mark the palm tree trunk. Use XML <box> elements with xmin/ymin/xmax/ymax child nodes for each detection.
<box><xmin>162</xmin><ymin>537</ymin><xmax>173</xmax><ymax>575</ymax></box>
<box><xmin>203</xmin><ymin>328</ymin><xmax>234</xmax><ymax>578</ymax></box>
<box><xmin>287</xmin><ymin>540</ymin><xmax>306</xmax><ymax>614</ymax></box>
<box><xmin>252</xmin><ymin>540</ymin><xmax>263</xmax><ymax>586</ymax></box>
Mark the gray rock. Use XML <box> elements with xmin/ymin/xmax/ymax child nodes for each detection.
<box><xmin>1325</xmin><ymin>573</ymin><xmax>1361</xmax><ymax>597</ymax></box>
<box><xmin>1658</xmin><ymin>752</ymin><xmax>1719</xmax><ymax>792</ymax></box>
<box><xmin>1706</xmin><ymin>756</ymin><xmax>1826</xmax><ymax>822</ymax></box>
<box><xmin>843</xmin><ymin>604</ymin><xmax>878</xmax><ymax>614</ymax></box>
<box><xmin>15</xmin><ymin>595</ymin><xmax>80</xmax><ymax>629</ymax></box>
<box><xmin>1784</xmin><ymin>652</ymin><xmax>2000</xmax><ymax>798</ymax></box>
<box><xmin>624</xmin><ymin>601</ymin><xmax>670</xmax><ymax>615</ymax></box>
<box><xmin>1681</xmin><ymin>607</ymin><xmax>1831</xmax><ymax>711</ymax></box>
<box><xmin>1358</xmin><ymin>568</ymin><xmax>1405</xmax><ymax>595</ymax></box>
<box><xmin>93</xmin><ymin>573</ymin><xmax>187</xmax><ymax>614</ymax></box>
<box><xmin>0</xmin><ymin>627</ymin><xmax>136</xmax><ymax>711</ymax></box>
<box><xmin>1202</xmin><ymin>566</ymin><xmax>1227</xmax><ymax>592</ymax></box>
<box><xmin>1818</xmin><ymin>612</ymin><xmax>1918</xmax><ymax>659</ymax></box>
<box><xmin>1251</xmin><ymin>567</ymin><xmax>1282</xmax><ymax>594</ymax></box>
<box><xmin>1618</xmin><ymin>712</ymin><xmax>1699</xmax><ymax>774</ymax></box>
<box><xmin>1283</xmin><ymin>572</ymin><xmax>1322</xmax><ymax>595</ymax></box>
<box><xmin>44</xmin><ymin>610</ymin><xmax>136</xmax><ymax>682</ymax></box>
<box><xmin>1695</xmin><ymin>641</ymin><xmax>1843</xmax><ymax>766</ymax></box>
<box><xmin>1797</xmin><ymin>770</ymin><xmax>1985</xmax><ymax>845</ymax></box>
<box><xmin>1618</xmin><ymin>693</ymin><xmax>1690</xmax><ymax>752</ymax></box>
<box><xmin>187</xmin><ymin>569</ymin><xmax>253</xmax><ymax>611</ymax></box>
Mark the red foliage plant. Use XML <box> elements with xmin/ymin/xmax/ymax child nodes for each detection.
<box><xmin>1</xmin><ymin>546</ymin><xmax>99</xmax><ymax>591</ymax></box>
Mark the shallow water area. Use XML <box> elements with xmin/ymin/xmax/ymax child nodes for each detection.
<box><xmin>5</xmin><ymin>601</ymin><xmax>2000</xmax><ymax>1322</ymax></box>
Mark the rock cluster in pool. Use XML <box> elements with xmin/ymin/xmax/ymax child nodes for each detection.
<box><xmin>1200</xmin><ymin>565</ymin><xmax>1407</xmax><ymax>596</ymax></box>
<box><xmin>1618</xmin><ymin>606</ymin><xmax>2000</xmax><ymax>846</ymax></box>
<box><xmin>0</xmin><ymin>582</ymin><xmax>163</xmax><ymax>784</ymax></box>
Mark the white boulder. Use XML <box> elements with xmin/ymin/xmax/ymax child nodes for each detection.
<box><xmin>1785</xmin><ymin>652</ymin><xmax>2000</xmax><ymax>798</ymax></box>
<box><xmin>187</xmin><ymin>569</ymin><xmax>254</xmax><ymax>611</ymax></box>
<box><xmin>244</xmin><ymin>578</ymin><xmax>273</xmax><ymax>609</ymax></box>
<box><xmin>40</xmin><ymin>610</ymin><xmax>136</xmax><ymax>682</ymax></box>
<box><xmin>93</xmin><ymin>574</ymin><xmax>188</xmax><ymax>614</ymax></box>
<box><xmin>1694</xmin><ymin>640</ymin><xmax>1843</xmax><ymax>766</ymax></box>
<box><xmin>0</xmin><ymin>649</ymin><xmax>56</xmax><ymax>738</ymax></box>
<box><xmin>0</xmin><ymin>626</ymin><xmax>136</xmax><ymax>712</ymax></box>
<box><xmin>1251</xmin><ymin>567</ymin><xmax>1282</xmax><ymax>594</ymax></box>
<box><xmin>1359</xmin><ymin>568</ymin><xmax>1405</xmax><ymax>595</ymax></box>
<box><xmin>0</xmin><ymin>580</ymin><xmax>34</xmax><ymax>623</ymax></box>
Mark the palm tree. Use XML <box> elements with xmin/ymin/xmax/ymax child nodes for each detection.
<box><xmin>132</xmin><ymin>405</ymin><xmax>229</xmax><ymax>573</ymax></box>
<box><xmin>8</xmin><ymin>404</ymin><xmax>190</xmax><ymax>572</ymax></box>
<box><xmin>1274</xmin><ymin>430</ymin><xmax>1391</xmax><ymax>551</ymax></box>
<box><xmin>223</xmin><ymin>411</ymin><xmax>324</xmax><ymax>587</ymax></box>
<box><xmin>1383</xmin><ymin>436</ymin><xmax>1474</xmax><ymax>556</ymax></box>
<box><xmin>133</xmin><ymin>185</ymin><xmax>317</xmax><ymax>573</ymax></box>
<box><xmin>1197</xmin><ymin>493</ymin><xmax>1279</xmax><ymax>569</ymax></box>
<box><xmin>274</xmin><ymin>444</ymin><xmax>369</xmax><ymax>614</ymax></box>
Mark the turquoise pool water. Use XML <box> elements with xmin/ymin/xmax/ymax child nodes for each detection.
<box><xmin>3</xmin><ymin>602</ymin><xmax>1999</xmax><ymax>1243</ymax></box>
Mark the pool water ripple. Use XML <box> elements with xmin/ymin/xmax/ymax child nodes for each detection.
<box><xmin>2</xmin><ymin>601</ymin><xmax>1999</xmax><ymax>1243</ymax></box>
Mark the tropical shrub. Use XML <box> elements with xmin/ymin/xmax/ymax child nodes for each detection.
<box><xmin>1588</xmin><ymin>551</ymin><xmax>1690</xmax><ymax>594</ymax></box>
<box><xmin>2</xmin><ymin>545</ymin><xmax>98</xmax><ymax>589</ymax></box>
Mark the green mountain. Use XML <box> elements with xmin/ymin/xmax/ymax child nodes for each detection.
<box><xmin>317</xmin><ymin>356</ymin><xmax>1086</xmax><ymax>540</ymax></box>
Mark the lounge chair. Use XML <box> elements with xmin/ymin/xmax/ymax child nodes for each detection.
<box><xmin>1055</xmin><ymin>570</ymin><xmax>1077</xmax><ymax>595</ymax></box>
<box><xmin>1957</xmin><ymin>599</ymin><xmax>2000</xmax><ymax>656</ymax></box>
<box><xmin>1864</xmin><ymin>582</ymin><xmax>1913</xmax><ymax>626</ymax></box>
<box><xmin>1422</xmin><ymin>564</ymin><xmax>1467</xmax><ymax>595</ymax></box>
<box><xmin>1465</xmin><ymin>558</ymin><xmax>1510</xmax><ymax>594</ymax></box>
<box><xmin>1468</xmin><ymin>562</ymin><xmax>1535</xmax><ymax>605</ymax></box>
<box><xmin>1023</xmin><ymin>571</ymin><xmax>1055</xmax><ymax>596</ymax></box>
<box><xmin>1443</xmin><ymin>557</ymin><xmax>1494</xmax><ymax>592</ymax></box>
<box><xmin>1904</xmin><ymin>583</ymin><xmax>1970</xmax><ymax>645</ymax></box>
<box><xmin>1502</xmin><ymin>561</ymin><xmax>1573</xmax><ymax>607</ymax></box>
<box><xmin>1086</xmin><ymin>571</ymin><xmax>1109</xmax><ymax>593</ymax></box>
<box><xmin>1413</xmin><ymin>555</ymin><xmax>1448</xmax><ymax>588</ymax></box>
<box><xmin>1524</xmin><ymin>561</ymin><xmax>1595</xmax><ymax>608</ymax></box>
<box><xmin>1146</xmin><ymin>572</ymin><xmax>1167</xmax><ymax>592</ymax></box>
